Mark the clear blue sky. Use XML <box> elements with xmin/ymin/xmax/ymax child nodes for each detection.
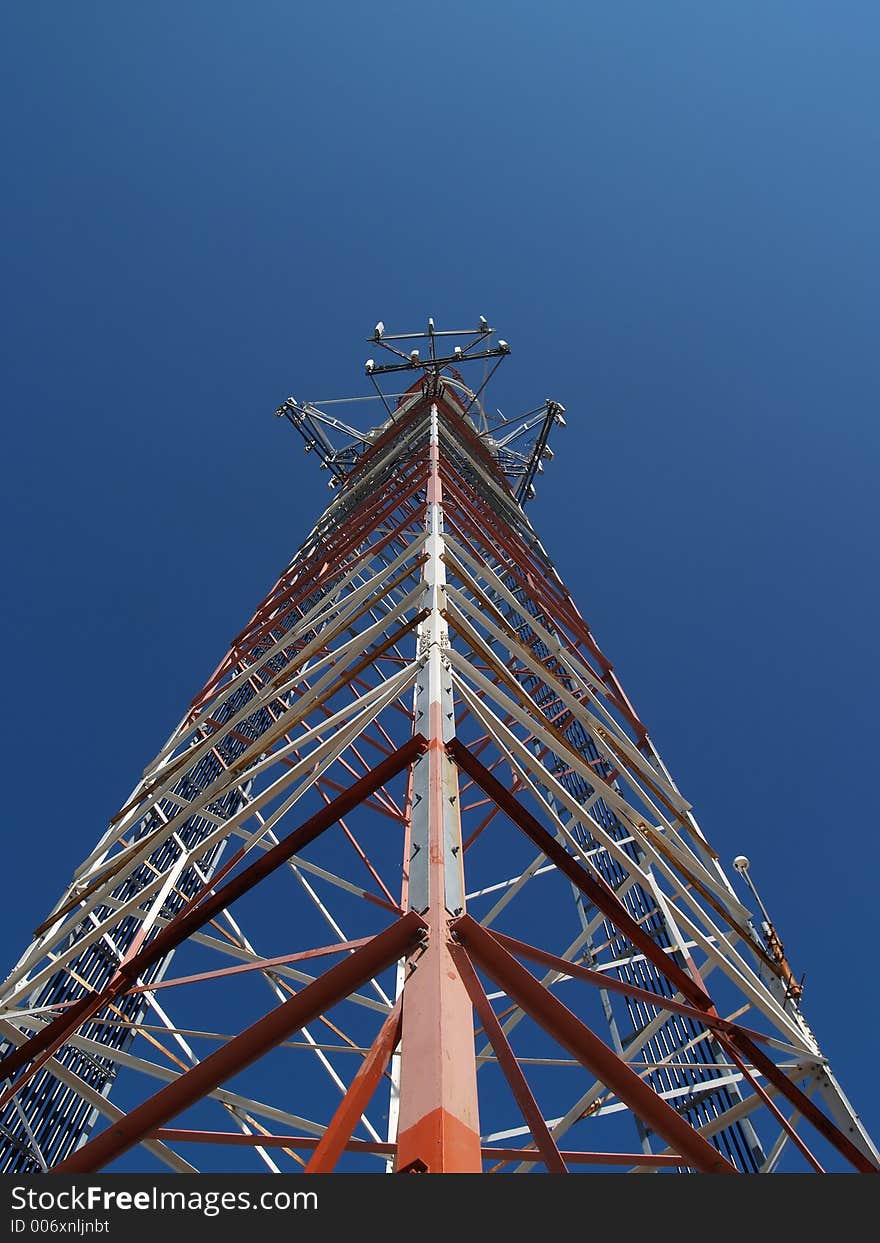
<box><xmin>1</xmin><ymin>2</ymin><xmax>878</xmax><ymax>1165</ymax></box>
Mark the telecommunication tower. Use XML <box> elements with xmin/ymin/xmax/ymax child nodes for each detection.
<box><xmin>1</xmin><ymin>320</ymin><xmax>876</xmax><ymax>1174</ymax></box>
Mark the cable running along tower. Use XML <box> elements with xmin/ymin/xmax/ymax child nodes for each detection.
<box><xmin>1</xmin><ymin>319</ymin><xmax>877</xmax><ymax>1174</ymax></box>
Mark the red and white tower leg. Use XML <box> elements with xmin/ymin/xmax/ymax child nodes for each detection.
<box><xmin>394</xmin><ymin>404</ymin><xmax>482</xmax><ymax>1173</ymax></box>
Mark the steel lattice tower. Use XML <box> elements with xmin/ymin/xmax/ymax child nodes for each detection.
<box><xmin>1</xmin><ymin>319</ymin><xmax>877</xmax><ymax>1175</ymax></box>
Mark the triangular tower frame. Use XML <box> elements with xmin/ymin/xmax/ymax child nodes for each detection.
<box><xmin>1</xmin><ymin>319</ymin><xmax>876</xmax><ymax>1175</ymax></box>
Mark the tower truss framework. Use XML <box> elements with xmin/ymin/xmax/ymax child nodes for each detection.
<box><xmin>1</xmin><ymin>319</ymin><xmax>876</xmax><ymax>1175</ymax></box>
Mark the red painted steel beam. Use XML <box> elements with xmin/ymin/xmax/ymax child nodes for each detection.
<box><xmin>450</xmin><ymin>942</ymin><xmax>568</xmax><ymax>1173</ymax></box>
<box><xmin>720</xmin><ymin>1040</ymin><xmax>824</xmax><ymax>1172</ymax></box>
<box><xmin>315</xmin><ymin>793</ymin><xmax>401</xmax><ymax>906</ymax></box>
<box><xmin>51</xmin><ymin>912</ymin><xmax>425</xmax><ymax>1173</ymax></box>
<box><xmin>303</xmin><ymin>470</ymin><xmax>427</xmax><ymax>581</ymax></box>
<box><xmin>153</xmin><ymin>1128</ymin><xmax>684</xmax><ymax>1166</ymax></box>
<box><xmin>462</xmin><ymin>802</ymin><xmax>502</xmax><ymax>852</ymax></box>
<box><xmin>225</xmin><ymin>612</ymin><xmax>427</xmax><ymax>779</ymax></box>
<box><xmin>442</xmin><ymin>498</ymin><xmax>635</xmax><ymax>727</ymax></box>
<box><xmin>486</xmin><ymin>930</ymin><xmax>777</xmax><ymax>1050</ymax></box>
<box><xmin>440</xmin><ymin>461</ymin><xmax>575</xmax><ymax>614</ymax></box>
<box><xmin>453</xmin><ymin>915</ymin><xmax>736</xmax><ymax>1174</ymax></box>
<box><xmin>224</xmin><ymin>475</ymin><xmax>427</xmax><ymax>668</ymax></box>
<box><xmin>440</xmin><ymin>476</ymin><xmax>648</xmax><ymax>737</ymax></box>
<box><xmin>445</xmin><ymin>743</ymin><xmax>878</xmax><ymax>1170</ymax></box>
<box><xmin>483</xmin><ymin>1148</ymin><xmax>683</xmax><ymax>1168</ymax></box>
<box><xmin>273</xmin><ymin>456</ymin><xmax>426</xmax><ymax>599</ymax></box>
<box><xmin>482</xmin><ymin>932</ymin><xmax>879</xmax><ymax>1169</ymax></box>
<box><xmin>155</xmin><ymin>1129</ymin><xmax>397</xmax><ymax>1155</ymax></box>
<box><xmin>718</xmin><ymin>1030</ymin><xmax>878</xmax><ymax>1173</ymax></box>
<box><xmin>241</xmin><ymin>540</ymin><xmax>426</xmax><ymax>680</ymax></box>
<box><xmin>0</xmin><ymin>736</ymin><xmax>427</xmax><ymax>1095</ymax></box>
<box><xmin>305</xmin><ymin>1001</ymin><xmax>402</xmax><ymax>1172</ymax></box>
<box><xmin>446</xmin><ymin>739</ymin><xmax>713</xmax><ymax>1011</ymax></box>
<box><xmin>121</xmin><ymin>937</ymin><xmax>377</xmax><ymax>996</ymax></box>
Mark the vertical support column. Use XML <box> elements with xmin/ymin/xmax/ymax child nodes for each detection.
<box><xmin>395</xmin><ymin>405</ymin><xmax>482</xmax><ymax>1172</ymax></box>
